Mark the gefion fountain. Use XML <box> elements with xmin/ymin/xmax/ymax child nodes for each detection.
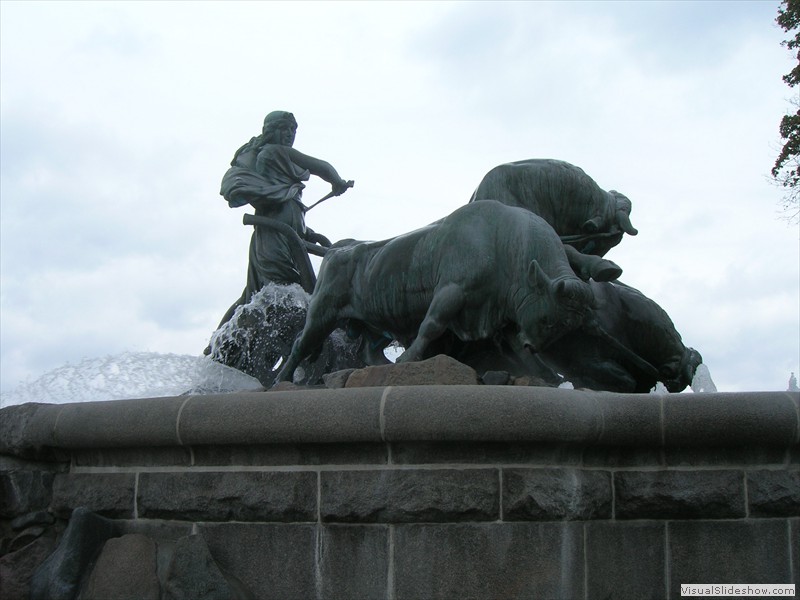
<box><xmin>1</xmin><ymin>112</ymin><xmax>797</xmax><ymax>600</ymax></box>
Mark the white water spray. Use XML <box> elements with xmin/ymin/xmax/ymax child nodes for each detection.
<box><xmin>690</xmin><ymin>363</ymin><xmax>717</xmax><ymax>393</ymax></box>
<box><xmin>0</xmin><ymin>352</ymin><xmax>261</xmax><ymax>408</ymax></box>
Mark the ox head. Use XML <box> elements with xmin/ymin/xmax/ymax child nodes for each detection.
<box><xmin>607</xmin><ymin>190</ymin><xmax>638</xmax><ymax>236</ymax></box>
<box><xmin>660</xmin><ymin>347</ymin><xmax>703</xmax><ymax>393</ymax></box>
<box><xmin>518</xmin><ymin>261</ymin><xmax>594</xmax><ymax>353</ymax></box>
<box><xmin>577</xmin><ymin>190</ymin><xmax>638</xmax><ymax>257</ymax></box>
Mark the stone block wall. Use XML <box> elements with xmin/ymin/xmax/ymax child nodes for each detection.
<box><xmin>1</xmin><ymin>386</ymin><xmax>799</xmax><ymax>599</ymax></box>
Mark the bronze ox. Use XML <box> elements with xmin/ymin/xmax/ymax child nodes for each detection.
<box><xmin>543</xmin><ymin>281</ymin><xmax>702</xmax><ymax>393</ymax></box>
<box><xmin>470</xmin><ymin>159</ymin><xmax>638</xmax><ymax>282</ymax></box>
<box><xmin>276</xmin><ymin>200</ymin><xmax>594</xmax><ymax>382</ymax></box>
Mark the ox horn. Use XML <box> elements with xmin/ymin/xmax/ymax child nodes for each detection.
<box><xmin>616</xmin><ymin>209</ymin><xmax>638</xmax><ymax>235</ymax></box>
<box><xmin>527</xmin><ymin>260</ymin><xmax>552</xmax><ymax>291</ymax></box>
<box><xmin>610</xmin><ymin>191</ymin><xmax>638</xmax><ymax>236</ymax></box>
<box><xmin>581</xmin><ymin>217</ymin><xmax>602</xmax><ymax>233</ymax></box>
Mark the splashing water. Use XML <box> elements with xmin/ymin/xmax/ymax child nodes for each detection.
<box><xmin>644</xmin><ymin>363</ymin><xmax>718</xmax><ymax>394</ymax></box>
<box><xmin>207</xmin><ymin>282</ymin><xmax>370</xmax><ymax>386</ymax></box>
<box><xmin>208</xmin><ymin>283</ymin><xmax>310</xmax><ymax>361</ymax></box>
<box><xmin>0</xmin><ymin>352</ymin><xmax>262</xmax><ymax>408</ymax></box>
<box><xmin>207</xmin><ymin>283</ymin><xmax>310</xmax><ymax>385</ymax></box>
<box><xmin>690</xmin><ymin>363</ymin><xmax>717</xmax><ymax>393</ymax></box>
<box><xmin>646</xmin><ymin>363</ymin><xmax>718</xmax><ymax>395</ymax></box>
<box><xmin>649</xmin><ymin>382</ymin><xmax>670</xmax><ymax>395</ymax></box>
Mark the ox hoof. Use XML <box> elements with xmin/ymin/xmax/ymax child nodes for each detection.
<box><xmin>591</xmin><ymin>260</ymin><xmax>622</xmax><ymax>282</ymax></box>
<box><xmin>395</xmin><ymin>350</ymin><xmax>421</xmax><ymax>364</ymax></box>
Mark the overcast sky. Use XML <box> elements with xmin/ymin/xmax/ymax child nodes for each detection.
<box><xmin>1</xmin><ymin>0</ymin><xmax>798</xmax><ymax>396</ymax></box>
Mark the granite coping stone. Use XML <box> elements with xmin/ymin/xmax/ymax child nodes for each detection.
<box><xmin>1</xmin><ymin>388</ymin><xmax>798</xmax><ymax>458</ymax></box>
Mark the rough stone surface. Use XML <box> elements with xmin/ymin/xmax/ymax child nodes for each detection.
<box><xmin>481</xmin><ymin>370</ymin><xmax>510</xmax><ymax>385</ymax></box>
<box><xmin>81</xmin><ymin>534</ymin><xmax>160</xmax><ymax>600</ymax></box>
<box><xmin>391</xmin><ymin>441</ymin><xmax>585</xmax><ymax>466</ymax></box>
<box><xmin>511</xmin><ymin>375</ymin><xmax>555</xmax><ymax>387</ymax></box>
<box><xmin>665</xmin><ymin>445</ymin><xmax>789</xmax><ymax>467</ymax></box>
<box><xmin>268</xmin><ymin>381</ymin><xmax>304</xmax><ymax>392</ymax></box>
<box><xmin>581</xmin><ymin>445</ymin><xmax>663</xmax><ymax>468</ymax></box>
<box><xmin>345</xmin><ymin>354</ymin><xmax>479</xmax><ymax>387</ymax></box>
<box><xmin>199</xmin><ymin>523</ymin><xmax>317</xmax><ymax>600</ymax></box>
<box><xmin>177</xmin><ymin>388</ymin><xmax>384</xmax><ymax>445</ymax></box>
<box><xmin>138</xmin><ymin>471</ymin><xmax>316</xmax><ymax>522</ymax></box>
<box><xmin>383</xmin><ymin>385</ymin><xmax>601</xmax><ymax>443</ymax></box>
<box><xmin>53</xmin><ymin>396</ymin><xmax>185</xmax><ymax>449</ymax></box>
<box><xmin>747</xmin><ymin>469</ymin><xmax>800</xmax><ymax>517</ymax></box>
<box><xmin>0</xmin><ymin>403</ymin><xmax>60</xmax><ymax>459</ymax></box>
<box><xmin>50</xmin><ymin>472</ymin><xmax>134</xmax><ymax>519</ymax></box>
<box><xmin>30</xmin><ymin>507</ymin><xmax>118</xmax><ymax>600</ymax></box>
<box><xmin>0</xmin><ymin>534</ymin><xmax>58</xmax><ymax>600</ymax></box>
<box><xmin>114</xmin><ymin>519</ymin><xmax>194</xmax><ymax>544</ymax></box>
<box><xmin>7</xmin><ymin>525</ymin><xmax>48</xmax><ymax>554</ymax></box>
<box><xmin>585</xmin><ymin>521</ymin><xmax>666</xmax><ymax>600</ymax></box>
<box><xmin>615</xmin><ymin>470</ymin><xmax>745</xmax><ymax>519</ymax></box>
<box><xmin>663</xmin><ymin>392</ymin><xmax>799</xmax><ymax>447</ymax></box>
<box><xmin>319</xmin><ymin>525</ymin><xmax>389</xmax><ymax>599</ymax></box>
<box><xmin>503</xmin><ymin>468</ymin><xmax>612</xmax><ymax>520</ymax></box>
<box><xmin>71</xmin><ymin>447</ymin><xmax>192</xmax><ymax>468</ymax></box>
<box><xmin>191</xmin><ymin>442</ymin><xmax>388</xmax><ymax>467</ymax></box>
<box><xmin>3</xmin><ymin>391</ymin><xmax>799</xmax><ymax>455</ymax></box>
<box><xmin>668</xmin><ymin>520</ymin><xmax>792</xmax><ymax>593</ymax></box>
<box><xmin>164</xmin><ymin>534</ymin><xmax>242</xmax><ymax>600</ymax></box>
<box><xmin>393</xmin><ymin>522</ymin><xmax>584</xmax><ymax>600</ymax></box>
<box><xmin>321</xmin><ymin>469</ymin><xmax>499</xmax><ymax>523</ymax></box>
<box><xmin>3</xmin><ymin>389</ymin><xmax>799</xmax><ymax>600</ymax></box>
<box><xmin>322</xmin><ymin>368</ymin><xmax>355</xmax><ymax>389</ymax></box>
<box><xmin>11</xmin><ymin>510</ymin><xmax>55</xmax><ymax>531</ymax></box>
<box><xmin>591</xmin><ymin>394</ymin><xmax>662</xmax><ymax>445</ymax></box>
<box><xmin>0</xmin><ymin>470</ymin><xmax>54</xmax><ymax>518</ymax></box>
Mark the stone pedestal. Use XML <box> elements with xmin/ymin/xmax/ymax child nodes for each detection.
<box><xmin>2</xmin><ymin>386</ymin><xmax>799</xmax><ymax>599</ymax></box>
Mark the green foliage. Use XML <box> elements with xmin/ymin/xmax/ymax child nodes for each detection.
<box><xmin>777</xmin><ymin>0</ymin><xmax>800</xmax><ymax>84</ymax></box>
<box><xmin>774</xmin><ymin>0</ymin><xmax>800</xmax><ymax>221</ymax></box>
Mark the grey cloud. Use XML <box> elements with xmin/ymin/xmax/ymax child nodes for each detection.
<box><xmin>1</xmin><ymin>1</ymin><xmax>797</xmax><ymax>396</ymax></box>
<box><xmin>578</xmin><ymin>1</ymin><xmax>782</xmax><ymax>73</ymax></box>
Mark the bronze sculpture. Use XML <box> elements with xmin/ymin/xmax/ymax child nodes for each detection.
<box><xmin>204</xmin><ymin>112</ymin><xmax>356</xmax><ymax>382</ymax></box>
<box><xmin>206</xmin><ymin>115</ymin><xmax>703</xmax><ymax>392</ymax></box>
<box><xmin>276</xmin><ymin>201</ymin><xmax>594</xmax><ymax>383</ymax></box>
<box><xmin>542</xmin><ymin>280</ymin><xmax>703</xmax><ymax>393</ymax></box>
<box><xmin>470</xmin><ymin>159</ymin><xmax>637</xmax><ymax>282</ymax></box>
<box><xmin>216</xmin><ymin>111</ymin><xmax>351</xmax><ymax>327</ymax></box>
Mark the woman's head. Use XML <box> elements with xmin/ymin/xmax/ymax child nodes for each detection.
<box><xmin>262</xmin><ymin>111</ymin><xmax>298</xmax><ymax>146</ymax></box>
